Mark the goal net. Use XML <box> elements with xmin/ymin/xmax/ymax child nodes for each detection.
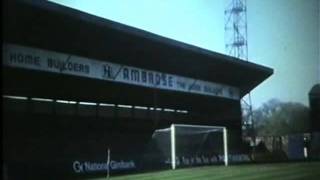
<box><xmin>151</xmin><ymin>124</ymin><xmax>228</xmax><ymax>169</ymax></box>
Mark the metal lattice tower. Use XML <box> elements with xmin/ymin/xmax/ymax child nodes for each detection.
<box><xmin>225</xmin><ymin>0</ymin><xmax>248</xmax><ymax>60</ymax></box>
<box><xmin>224</xmin><ymin>0</ymin><xmax>255</xmax><ymax>141</ymax></box>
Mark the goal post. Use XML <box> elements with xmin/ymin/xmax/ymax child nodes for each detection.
<box><xmin>171</xmin><ymin>124</ymin><xmax>176</xmax><ymax>169</ymax></box>
<box><xmin>150</xmin><ymin>124</ymin><xmax>228</xmax><ymax>170</ymax></box>
<box><xmin>223</xmin><ymin>127</ymin><xmax>228</xmax><ymax>166</ymax></box>
<box><xmin>150</xmin><ymin>124</ymin><xmax>229</xmax><ymax>169</ymax></box>
<box><xmin>172</xmin><ymin>124</ymin><xmax>228</xmax><ymax>168</ymax></box>
<box><xmin>170</xmin><ymin>124</ymin><xmax>228</xmax><ymax>169</ymax></box>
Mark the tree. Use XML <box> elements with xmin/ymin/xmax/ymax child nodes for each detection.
<box><xmin>249</xmin><ymin>99</ymin><xmax>310</xmax><ymax>136</ymax></box>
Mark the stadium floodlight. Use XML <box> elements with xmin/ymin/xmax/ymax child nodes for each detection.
<box><xmin>152</xmin><ymin>124</ymin><xmax>228</xmax><ymax>170</ymax></box>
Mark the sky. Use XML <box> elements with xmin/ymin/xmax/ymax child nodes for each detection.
<box><xmin>50</xmin><ymin>0</ymin><xmax>319</xmax><ymax>108</ymax></box>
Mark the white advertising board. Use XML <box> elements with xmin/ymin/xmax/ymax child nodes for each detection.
<box><xmin>2</xmin><ymin>43</ymin><xmax>240</xmax><ymax>100</ymax></box>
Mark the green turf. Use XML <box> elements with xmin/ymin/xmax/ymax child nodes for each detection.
<box><xmin>89</xmin><ymin>162</ymin><xmax>320</xmax><ymax>180</ymax></box>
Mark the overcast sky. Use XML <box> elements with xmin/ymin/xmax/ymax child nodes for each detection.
<box><xmin>50</xmin><ymin>0</ymin><xmax>319</xmax><ymax>108</ymax></box>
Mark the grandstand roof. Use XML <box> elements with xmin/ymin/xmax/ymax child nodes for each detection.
<box><xmin>3</xmin><ymin>1</ymin><xmax>273</xmax><ymax>109</ymax></box>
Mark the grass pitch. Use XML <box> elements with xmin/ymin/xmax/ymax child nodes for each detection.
<box><xmin>91</xmin><ymin>162</ymin><xmax>320</xmax><ymax>180</ymax></box>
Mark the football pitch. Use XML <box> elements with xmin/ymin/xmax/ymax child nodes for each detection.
<box><xmin>90</xmin><ymin>162</ymin><xmax>320</xmax><ymax>180</ymax></box>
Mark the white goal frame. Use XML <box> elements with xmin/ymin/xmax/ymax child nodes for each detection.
<box><xmin>170</xmin><ymin>124</ymin><xmax>228</xmax><ymax>169</ymax></box>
